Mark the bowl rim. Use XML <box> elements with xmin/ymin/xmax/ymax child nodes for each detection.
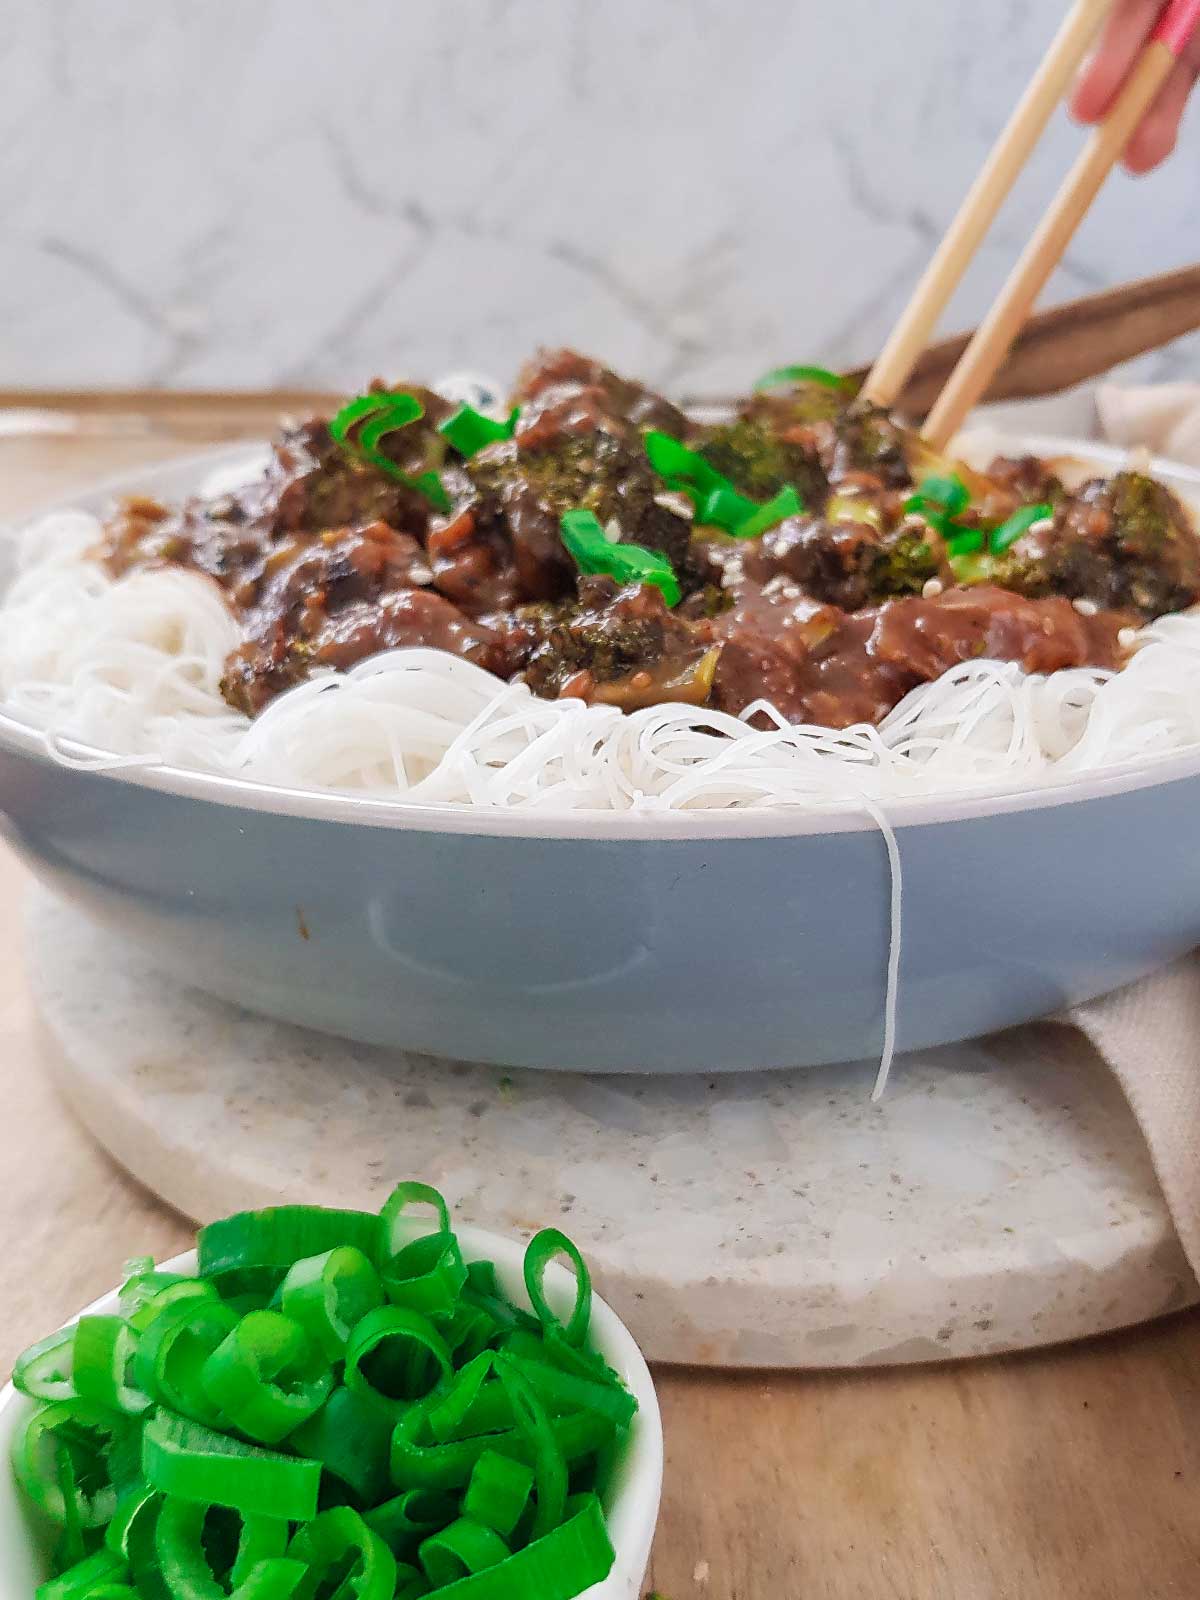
<box><xmin>0</xmin><ymin>1233</ymin><xmax>663</xmax><ymax>1597</ymax></box>
<box><xmin>5</xmin><ymin>429</ymin><xmax>1200</xmax><ymax>842</ymax></box>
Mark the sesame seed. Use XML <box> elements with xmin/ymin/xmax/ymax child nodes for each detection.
<box><xmin>1118</xmin><ymin>626</ymin><xmax>1138</xmax><ymax>648</ymax></box>
<box><xmin>1027</xmin><ymin>517</ymin><xmax>1054</xmax><ymax>536</ymax></box>
<box><xmin>922</xmin><ymin>578</ymin><xmax>944</xmax><ymax>599</ymax></box>
<box><xmin>1073</xmin><ymin>597</ymin><xmax>1098</xmax><ymax>616</ymax></box>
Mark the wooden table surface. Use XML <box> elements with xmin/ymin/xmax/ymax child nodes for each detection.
<box><xmin>3</xmin><ymin>396</ymin><xmax>1200</xmax><ymax>1599</ymax></box>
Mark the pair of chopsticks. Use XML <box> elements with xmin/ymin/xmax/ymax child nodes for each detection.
<box><xmin>863</xmin><ymin>0</ymin><xmax>1200</xmax><ymax>450</ymax></box>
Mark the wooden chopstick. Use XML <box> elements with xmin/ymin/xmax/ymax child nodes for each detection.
<box><xmin>924</xmin><ymin>0</ymin><xmax>1200</xmax><ymax>448</ymax></box>
<box><xmin>846</xmin><ymin>263</ymin><xmax>1200</xmax><ymax>417</ymax></box>
<box><xmin>860</xmin><ymin>0</ymin><xmax>1114</xmax><ymax>409</ymax></box>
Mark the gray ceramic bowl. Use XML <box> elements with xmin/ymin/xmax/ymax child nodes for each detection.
<box><xmin>1</xmin><ymin>439</ymin><xmax>1199</xmax><ymax>1074</ymax></box>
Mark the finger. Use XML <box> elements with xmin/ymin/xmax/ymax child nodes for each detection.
<box><xmin>1123</xmin><ymin>53</ymin><xmax>1199</xmax><ymax>170</ymax></box>
<box><xmin>1071</xmin><ymin>0</ymin><xmax>1162</xmax><ymax>123</ymax></box>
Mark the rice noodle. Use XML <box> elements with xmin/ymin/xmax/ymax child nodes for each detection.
<box><xmin>5</xmin><ymin>509</ymin><xmax>1200</xmax><ymax>813</ymax></box>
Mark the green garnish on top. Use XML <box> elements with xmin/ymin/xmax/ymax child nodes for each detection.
<box><xmin>644</xmin><ymin>431</ymin><xmax>802</xmax><ymax>539</ymax></box>
<box><xmin>330</xmin><ymin>391</ymin><xmax>451</xmax><ymax>512</ymax></box>
<box><xmin>559</xmin><ymin>509</ymin><xmax>682</xmax><ymax>606</ymax></box>
<box><xmin>905</xmin><ymin>473</ymin><xmax>977</xmax><ymax>557</ymax></box>
<box><xmin>753</xmin><ymin>364</ymin><xmax>852</xmax><ymax>393</ymax></box>
<box><xmin>438</xmin><ymin>404</ymin><xmax>520</xmax><ymax>459</ymax></box>
<box><xmin>989</xmin><ymin>502</ymin><xmax>1053</xmax><ymax>554</ymax></box>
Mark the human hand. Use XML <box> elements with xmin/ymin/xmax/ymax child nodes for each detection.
<box><xmin>1071</xmin><ymin>0</ymin><xmax>1200</xmax><ymax>172</ymax></box>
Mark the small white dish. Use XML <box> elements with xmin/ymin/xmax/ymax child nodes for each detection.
<box><xmin>0</xmin><ymin>1230</ymin><xmax>662</xmax><ymax>1600</ymax></box>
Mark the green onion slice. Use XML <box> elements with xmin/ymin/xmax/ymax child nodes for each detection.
<box><xmin>419</xmin><ymin>1518</ymin><xmax>510</xmax><ymax>1588</ymax></box>
<box><xmin>364</xmin><ymin>1490</ymin><xmax>458</xmax><ymax>1558</ymax></box>
<box><xmin>198</xmin><ymin>1208</ymin><xmax>382</xmax><ymax>1300</ymax></box>
<box><xmin>329</xmin><ymin>392</ymin><xmax>451</xmax><ymax>512</ymax></box>
<box><xmin>279</xmin><ymin>1247</ymin><xmax>384</xmax><ymax>1362</ymax></box>
<box><xmin>13</xmin><ymin>1326</ymin><xmax>77</xmax><ymax>1403</ymax></box>
<box><xmin>523</xmin><ymin>1230</ymin><xmax>592</xmax><ymax>1350</ymax></box>
<box><xmin>154</xmin><ymin>1496</ymin><xmax>290</xmax><ymax>1600</ymax></box>
<box><xmin>288</xmin><ymin>1385</ymin><xmax>394</xmax><ymax>1509</ymax></box>
<box><xmin>427</xmin><ymin>1349</ymin><xmax>495</xmax><ymax>1444</ymax></box>
<box><xmin>412</xmin><ymin>1493</ymin><xmax>615</xmax><ymax>1600</ymax></box>
<box><xmin>287</xmin><ymin>1508</ymin><xmax>397</xmax><ymax>1600</ymax></box>
<box><xmin>14</xmin><ymin>1398</ymin><xmax>138</xmax><ymax>1528</ymax></box>
<box><xmin>990</xmin><ymin>501</ymin><xmax>1052</xmax><ymax>555</ymax></box>
<box><xmin>438</xmin><ymin>405</ymin><xmax>519</xmax><ymax>458</ymax></box>
<box><xmin>734</xmin><ymin>485</ymin><xmax>803</xmax><ymax>540</ymax></box>
<box><xmin>495</xmin><ymin>1356</ymin><xmax>566</xmax><ymax>1543</ymax></box>
<box><xmin>344</xmin><ymin>1306</ymin><xmax>453</xmax><ymax>1413</ymax></box>
<box><xmin>142</xmin><ymin>1412</ymin><xmax>321</xmax><ymax>1523</ymax></box>
<box><xmin>644</xmin><ymin>430</ymin><xmax>803</xmax><ymax>537</ymax></box>
<box><xmin>905</xmin><ymin>473</ymin><xmax>970</xmax><ymax>518</ymax></box>
<box><xmin>201</xmin><ymin>1311</ymin><xmax>332</xmax><ymax>1446</ymax></box>
<box><xmin>946</xmin><ymin>528</ymin><xmax>984</xmax><ymax>557</ymax></box>
<box><xmin>462</xmin><ymin>1451</ymin><xmax>534</xmax><ymax>1540</ymax></box>
<box><xmin>72</xmin><ymin>1317</ymin><xmax>152</xmax><ymax>1417</ymax></box>
<box><xmin>753</xmin><ymin>364</ymin><xmax>851</xmax><ymax>392</ymax></box>
<box><xmin>105</xmin><ymin>1486</ymin><xmax>162</xmax><ymax>1580</ymax></box>
<box><xmin>559</xmin><ymin>509</ymin><xmax>681</xmax><ymax>607</ymax></box>
<box><xmin>134</xmin><ymin>1297</ymin><xmax>239</xmax><ymax>1429</ymax></box>
<box><xmin>35</xmin><ymin>1548</ymin><xmax>129</xmax><ymax>1600</ymax></box>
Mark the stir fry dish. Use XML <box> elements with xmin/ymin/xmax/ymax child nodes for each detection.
<box><xmin>102</xmin><ymin>351</ymin><xmax>1200</xmax><ymax>731</ymax></box>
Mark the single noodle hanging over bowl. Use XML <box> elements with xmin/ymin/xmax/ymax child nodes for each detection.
<box><xmin>4</xmin><ymin>348</ymin><xmax>1200</xmax><ymax>813</ymax></box>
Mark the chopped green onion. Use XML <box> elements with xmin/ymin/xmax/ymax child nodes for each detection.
<box><xmin>644</xmin><ymin>430</ymin><xmax>803</xmax><ymax>537</ymax></box>
<box><xmin>36</xmin><ymin>1548</ymin><xmax>129</xmax><ymax>1600</ymax></box>
<box><xmin>154</xmin><ymin>1496</ymin><xmax>290</xmax><ymax>1600</ymax></box>
<box><xmin>72</xmin><ymin>1317</ymin><xmax>151</xmax><ymax>1417</ymax></box>
<box><xmin>463</xmin><ymin>1451</ymin><xmax>534</xmax><ymax>1540</ymax></box>
<box><xmin>198</xmin><ymin>1207</ymin><xmax>381</xmax><ymax>1299</ymax></box>
<box><xmin>495</xmin><ymin>1356</ymin><xmax>567</xmax><ymax>1542</ymax></box>
<box><xmin>329</xmin><ymin>392</ymin><xmax>451</xmax><ymax>513</ymax></box>
<box><xmin>989</xmin><ymin>501</ymin><xmax>1052</xmax><ymax>555</ymax></box>
<box><xmin>905</xmin><ymin>474</ymin><xmax>970</xmax><ymax>518</ymax></box>
<box><xmin>559</xmin><ymin>509</ymin><xmax>682</xmax><ymax>607</ymax></box>
<box><xmin>438</xmin><ymin>405</ymin><xmax>519</xmax><ymax>458</ymax></box>
<box><xmin>523</xmin><ymin>1230</ymin><xmax>592</xmax><ymax>1350</ymax></box>
<box><xmin>142</xmin><ymin>1412</ymin><xmax>321</xmax><ymax>1523</ymax></box>
<box><xmin>279</xmin><ymin>1247</ymin><xmax>383</xmax><ymax>1362</ymax></box>
<box><xmin>344</xmin><ymin>1306</ymin><xmax>453</xmax><ymax>1412</ymax></box>
<box><xmin>697</xmin><ymin>482</ymin><xmax>759</xmax><ymax>532</ymax></box>
<box><xmin>286</xmin><ymin>1509</ymin><xmax>396</xmax><ymax>1600</ymax></box>
<box><xmin>133</xmin><ymin>1296</ymin><xmax>239</xmax><ymax>1429</ymax></box>
<box><xmin>13</xmin><ymin>1326</ymin><xmax>77</xmax><ymax>1403</ymax></box>
<box><xmin>14</xmin><ymin>1398</ymin><xmax>138</xmax><ymax>1528</ymax></box>
<box><xmin>13</xmin><ymin>1184</ymin><xmax>634</xmax><ymax>1600</ymax></box>
<box><xmin>201</xmin><ymin>1311</ymin><xmax>332</xmax><ymax>1445</ymax></box>
<box><xmin>419</xmin><ymin>1518</ymin><xmax>510</xmax><ymax>1588</ymax></box>
<box><xmin>733</xmin><ymin>485</ymin><xmax>802</xmax><ymax>541</ymax></box>
<box><xmin>364</xmin><ymin>1490</ymin><xmax>457</xmax><ymax>1558</ymax></box>
<box><xmin>288</xmin><ymin>1386</ymin><xmax>394</xmax><ymax>1508</ymax></box>
<box><xmin>753</xmin><ymin>364</ymin><xmax>851</xmax><ymax>392</ymax></box>
<box><xmin>946</xmin><ymin>528</ymin><xmax>984</xmax><ymax>557</ymax></box>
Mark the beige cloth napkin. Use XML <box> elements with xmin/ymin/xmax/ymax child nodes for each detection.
<box><xmin>1051</xmin><ymin>383</ymin><xmax>1200</xmax><ymax>1278</ymax></box>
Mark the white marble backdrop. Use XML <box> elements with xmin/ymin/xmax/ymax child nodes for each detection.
<box><xmin>2</xmin><ymin>0</ymin><xmax>1198</xmax><ymax>394</ymax></box>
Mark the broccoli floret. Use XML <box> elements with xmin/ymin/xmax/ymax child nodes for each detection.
<box><xmin>697</xmin><ymin>419</ymin><xmax>826</xmax><ymax>507</ymax></box>
<box><xmin>1109</xmin><ymin>471</ymin><xmax>1187</xmax><ymax>558</ymax></box>
<box><xmin>469</xmin><ymin>431</ymin><xmax>693</xmax><ymax>576</ymax></box>
<box><xmin>869</xmin><ymin>528</ymin><xmax>943</xmax><ymax>598</ymax></box>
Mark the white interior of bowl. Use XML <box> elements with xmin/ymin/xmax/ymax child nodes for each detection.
<box><xmin>0</xmin><ymin>1234</ymin><xmax>662</xmax><ymax>1600</ymax></box>
<box><xmin>3</xmin><ymin>431</ymin><xmax>1200</xmax><ymax>841</ymax></box>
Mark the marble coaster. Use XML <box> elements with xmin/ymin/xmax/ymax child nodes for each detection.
<box><xmin>26</xmin><ymin>887</ymin><xmax>1196</xmax><ymax>1368</ymax></box>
